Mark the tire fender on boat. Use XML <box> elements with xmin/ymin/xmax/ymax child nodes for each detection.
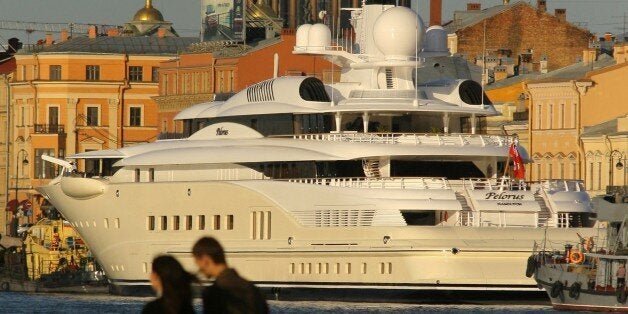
<box><xmin>1</xmin><ymin>281</ymin><xmax>9</xmax><ymax>291</ymax></box>
<box><xmin>525</xmin><ymin>255</ymin><xmax>537</xmax><ymax>278</ymax></box>
<box><xmin>550</xmin><ymin>281</ymin><xmax>564</xmax><ymax>300</ymax></box>
<box><xmin>568</xmin><ymin>282</ymin><xmax>581</xmax><ymax>300</ymax></box>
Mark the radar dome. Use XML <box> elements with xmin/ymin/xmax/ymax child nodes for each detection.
<box><xmin>308</xmin><ymin>23</ymin><xmax>331</xmax><ymax>51</ymax></box>
<box><xmin>373</xmin><ymin>7</ymin><xmax>425</xmax><ymax>59</ymax></box>
<box><xmin>295</xmin><ymin>24</ymin><xmax>312</xmax><ymax>50</ymax></box>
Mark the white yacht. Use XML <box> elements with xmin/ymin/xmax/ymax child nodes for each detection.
<box><xmin>39</xmin><ymin>4</ymin><xmax>597</xmax><ymax>295</ymax></box>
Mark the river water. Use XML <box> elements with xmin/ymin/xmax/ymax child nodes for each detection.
<box><xmin>0</xmin><ymin>292</ymin><xmax>553</xmax><ymax>313</ymax></box>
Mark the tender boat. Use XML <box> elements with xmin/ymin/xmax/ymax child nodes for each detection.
<box><xmin>38</xmin><ymin>4</ymin><xmax>599</xmax><ymax>296</ymax></box>
<box><xmin>529</xmin><ymin>189</ymin><xmax>628</xmax><ymax>311</ymax></box>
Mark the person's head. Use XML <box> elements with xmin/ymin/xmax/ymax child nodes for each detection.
<box><xmin>150</xmin><ymin>255</ymin><xmax>194</xmax><ymax>313</ymax></box>
<box><xmin>192</xmin><ymin>237</ymin><xmax>227</xmax><ymax>278</ymax></box>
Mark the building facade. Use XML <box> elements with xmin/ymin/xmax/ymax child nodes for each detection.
<box><xmin>0</xmin><ymin>56</ymin><xmax>15</xmax><ymax>235</ymax></box>
<box><xmin>446</xmin><ymin>1</ymin><xmax>591</xmax><ymax>75</ymax></box>
<box><xmin>5</xmin><ymin>2</ymin><xmax>197</xmax><ymax>231</ymax></box>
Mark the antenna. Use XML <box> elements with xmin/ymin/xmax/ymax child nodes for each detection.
<box><xmin>413</xmin><ymin>0</ymin><xmax>419</xmax><ymax>107</ymax></box>
<box><xmin>481</xmin><ymin>20</ymin><xmax>486</xmax><ymax>107</ymax></box>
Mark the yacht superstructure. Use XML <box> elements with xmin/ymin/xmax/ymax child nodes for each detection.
<box><xmin>38</xmin><ymin>4</ymin><xmax>597</xmax><ymax>295</ymax></box>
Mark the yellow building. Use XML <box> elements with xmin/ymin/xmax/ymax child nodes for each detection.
<box><xmin>0</xmin><ymin>57</ymin><xmax>14</xmax><ymax>234</ymax></box>
<box><xmin>525</xmin><ymin>53</ymin><xmax>627</xmax><ymax>194</ymax></box>
<box><xmin>6</xmin><ymin>1</ymin><xmax>197</xmax><ymax>230</ymax></box>
<box><xmin>580</xmin><ymin>115</ymin><xmax>628</xmax><ymax>195</ymax></box>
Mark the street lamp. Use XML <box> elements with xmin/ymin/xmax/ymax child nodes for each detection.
<box><xmin>609</xmin><ymin>149</ymin><xmax>625</xmax><ymax>189</ymax></box>
<box><xmin>14</xmin><ymin>148</ymin><xmax>29</xmax><ymax>209</ymax></box>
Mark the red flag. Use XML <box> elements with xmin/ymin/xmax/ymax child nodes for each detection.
<box><xmin>509</xmin><ymin>143</ymin><xmax>525</xmax><ymax>179</ymax></box>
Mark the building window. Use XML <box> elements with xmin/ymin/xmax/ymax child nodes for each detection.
<box><xmin>129</xmin><ymin>66</ymin><xmax>143</xmax><ymax>82</ymax></box>
<box><xmin>49</xmin><ymin>65</ymin><xmax>61</xmax><ymax>80</ymax></box>
<box><xmin>48</xmin><ymin>106</ymin><xmax>59</xmax><ymax>126</ymax></box>
<box><xmin>134</xmin><ymin>168</ymin><xmax>140</xmax><ymax>182</ymax></box>
<box><xmin>86</xmin><ymin>106</ymin><xmax>99</xmax><ymax>126</ymax></box>
<box><xmin>536</xmin><ymin>104</ymin><xmax>542</xmax><ymax>129</ymax></box>
<box><xmin>162</xmin><ymin>74</ymin><xmax>169</xmax><ymax>95</ymax></box>
<box><xmin>548</xmin><ymin>104</ymin><xmax>553</xmax><ymax>129</ymax></box>
<box><xmin>559</xmin><ymin>104</ymin><xmax>565</xmax><ymax>129</ymax></box>
<box><xmin>129</xmin><ymin>106</ymin><xmax>142</xmax><ymax>126</ymax></box>
<box><xmin>35</xmin><ymin>148</ymin><xmax>56</xmax><ymax>179</ymax></box>
<box><xmin>86</xmin><ymin>65</ymin><xmax>100</xmax><ymax>80</ymax></box>
<box><xmin>152</xmin><ymin>67</ymin><xmax>159</xmax><ymax>82</ymax></box>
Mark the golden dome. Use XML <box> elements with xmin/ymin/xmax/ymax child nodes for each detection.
<box><xmin>133</xmin><ymin>0</ymin><xmax>164</xmax><ymax>22</ymax></box>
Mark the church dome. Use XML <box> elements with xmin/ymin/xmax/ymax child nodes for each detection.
<box><xmin>133</xmin><ymin>0</ymin><xmax>164</xmax><ymax>22</ymax></box>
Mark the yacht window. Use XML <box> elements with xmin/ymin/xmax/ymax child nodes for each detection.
<box><xmin>147</xmin><ymin>216</ymin><xmax>155</xmax><ymax>231</ymax></box>
<box><xmin>173</xmin><ymin>216</ymin><xmax>180</xmax><ymax>230</ymax></box>
<box><xmin>160</xmin><ymin>216</ymin><xmax>168</xmax><ymax>230</ymax></box>
<box><xmin>197</xmin><ymin>215</ymin><xmax>206</xmax><ymax>230</ymax></box>
<box><xmin>134</xmin><ymin>169</ymin><xmax>140</xmax><ymax>182</ymax></box>
<box><xmin>401</xmin><ymin>211</ymin><xmax>436</xmax><ymax>226</ymax></box>
<box><xmin>148</xmin><ymin>168</ymin><xmax>155</xmax><ymax>182</ymax></box>
<box><xmin>185</xmin><ymin>215</ymin><xmax>193</xmax><ymax>230</ymax></box>
<box><xmin>213</xmin><ymin>215</ymin><xmax>221</xmax><ymax>230</ymax></box>
<box><xmin>226</xmin><ymin>215</ymin><xmax>234</xmax><ymax>230</ymax></box>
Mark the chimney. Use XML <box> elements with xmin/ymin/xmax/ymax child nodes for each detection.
<box><xmin>430</xmin><ymin>0</ymin><xmax>442</xmax><ymax>26</ymax></box>
<box><xmin>604</xmin><ymin>32</ymin><xmax>613</xmax><ymax>42</ymax></box>
<box><xmin>107</xmin><ymin>28</ymin><xmax>120</xmax><ymax>37</ymax></box>
<box><xmin>88</xmin><ymin>25</ymin><xmax>98</xmax><ymax>39</ymax></box>
<box><xmin>537</xmin><ymin>0</ymin><xmax>546</xmax><ymax>12</ymax></box>
<box><xmin>60</xmin><ymin>29</ymin><xmax>69</xmax><ymax>42</ymax></box>
<box><xmin>45</xmin><ymin>33</ymin><xmax>54</xmax><ymax>46</ymax></box>
<box><xmin>555</xmin><ymin>8</ymin><xmax>566</xmax><ymax>22</ymax></box>
<box><xmin>157</xmin><ymin>27</ymin><xmax>167</xmax><ymax>38</ymax></box>
<box><xmin>467</xmin><ymin>3</ymin><xmax>481</xmax><ymax>11</ymax></box>
<box><xmin>582</xmin><ymin>48</ymin><xmax>597</xmax><ymax>65</ymax></box>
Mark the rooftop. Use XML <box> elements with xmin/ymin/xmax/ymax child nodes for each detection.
<box><xmin>19</xmin><ymin>36</ymin><xmax>198</xmax><ymax>55</ymax></box>
<box><xmin>581</xmin><ymin>115</ymin><xmax>628</xmax><ymax>137</ymax></box>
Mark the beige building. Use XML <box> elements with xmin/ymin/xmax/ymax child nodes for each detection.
<box><xmin>525</xmin><ymin>52</ymin><xmax>628</xmax><ymax>194</ymax></box>
<box><xmin>0</xmin><ymin>60</ymin><xmax>13</xmax><ymax>235</ymax></box>
<box><xmin>580</xmin><ymin>115</ymin><xmax>628</xmax><ymax>195</ymax></box>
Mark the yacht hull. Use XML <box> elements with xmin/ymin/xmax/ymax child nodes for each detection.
<box><xmin>39</xmin><ymin>179</ymin><xmax>596</xmax><ymax>296</ymax></box>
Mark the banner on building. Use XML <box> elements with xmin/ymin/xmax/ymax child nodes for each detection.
<box><xmin>201</xmin><ymin>0</ymin><xmax>245</xmax><ymax>42</ymax></box>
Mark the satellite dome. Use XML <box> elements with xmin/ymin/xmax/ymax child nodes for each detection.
<box><xmin>308</xmin><ymin>23</ymin><xmax>331</xmax><ymax>51</ymax></box>
<box><xmin>295</xmin><ymin>24</ymin><xmax>312</xmax><ymax>49</ymax></box>
<box><xmin>373</xmin><ymin>7</ymin><xmax>425</xmax><ymax>59</ymax></box>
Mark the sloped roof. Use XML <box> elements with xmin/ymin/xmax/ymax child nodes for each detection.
<box><xmin>18</xmin><ymin>36</ymin><xmax>198</xmax><ymax>55</ymax></box>
<box><xmin>444</xmin><ymin>1</ymin><xmax>528</xmax><ymax>33</ymax></box>
<box><xmin>487</xmin><ymin>53</ymin><xmax>616</xmax><ymax>89</ymax></box>
<box><xmin>0</xmin><ymin>56</ymin><xmax>16</xmax><ymax>74</ymax></box>
<box><xmin>581</xmin><ymin>116</ymin><xmax>628</xmax><ymax>137</ymax></box>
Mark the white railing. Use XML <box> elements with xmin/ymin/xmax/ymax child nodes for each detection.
<box><xmin>462</xmin><ymin>177</ymin><xmax>528</xmax><ymax>191</ymax></box>
<box><xmin>286</xmin><ymin>177</ymin><xmax>450</xmax><ymax>190</ymax></box>
<box><xmin>541</xmin><ymin>179</ymin><xmax>585</xmax><ymax>193</ymax></box>
<box><xmin>457</xmin><ymin>211</ymin><xmax>475</xmax><ymax>227</ymax></box>
<box><xmin>285</xmin><ymin>133</ymin><xmax>512</xmax><ymax>148</ymax></box>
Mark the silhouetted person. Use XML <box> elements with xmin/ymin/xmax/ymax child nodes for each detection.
<box><xmin>143</xmin><ymin>255</ymin><xmax>195</xmax><ymax>314</ymax></box>
<box><xmin>0</xmin><ymin>38</ymin><xmax>22</xmax><ymax>60</ymax></box>
<box><xmin>193</xmin><ymin>237</ymin><xmax>268</xmax><ymax>314</ymax></box>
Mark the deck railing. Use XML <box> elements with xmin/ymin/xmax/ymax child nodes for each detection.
<box><xmin>283</xmin><ymin>132</ymin><xmax>512</xmax><ymax>147</ymax></box>
<box><xmin>286</xmin><ymin>177</ymin><xmax>450</xmax><ymax>190</ymax></box>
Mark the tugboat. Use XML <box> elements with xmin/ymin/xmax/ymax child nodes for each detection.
<box><xmin>529</xmin><ymin>187</ymin><xmax>628</xmax><ymax>311</ymax></box>
<box><xmin>0</xmin><ymin>218</ymin><xmax>108</xmax><ymax>293</ymax></box>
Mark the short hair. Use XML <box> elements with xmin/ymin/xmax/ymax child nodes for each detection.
<box><xmin>192</xmin><ymin>237</ymin><xmax>226</xmax><ymax>264</ymax></box>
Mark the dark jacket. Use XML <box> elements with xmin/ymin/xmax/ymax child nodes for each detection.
<box><xmin>142</xmin><ymin>297</ymin><xmax>195</xmax><ymax>314</ymax></box>
<box><xmin>202</xmin><ymin>268</ymin><xmax>269</xmax><ymax>314</ymax></box>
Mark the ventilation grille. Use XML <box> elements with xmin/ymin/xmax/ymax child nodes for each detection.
<box><xmin>349</xmin><ymin>89</ymin><xmax>427</xmax><ymax>99</ymax></box>
<box><xmin>246</xmin><ymin>79</ymin><xmax>275</xmax><ymax>102</ymax></box>
<box><xmin>385</xmin><ymin>68</ymin><xmax>394</xmax><ymax>89</ymax></box>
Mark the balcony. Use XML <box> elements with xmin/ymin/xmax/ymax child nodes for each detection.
<box><xmin>33</xmin><ymin>124</ymin><xmax>65</xmax><ymax>134</ymax></box>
